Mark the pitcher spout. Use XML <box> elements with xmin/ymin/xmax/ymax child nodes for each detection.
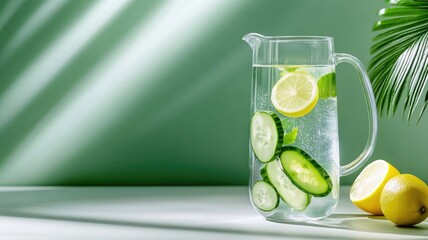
<box><xmin>242</xmin><ymin>33</ymin><xmax>265</xmax><ymax>50</ymax></box>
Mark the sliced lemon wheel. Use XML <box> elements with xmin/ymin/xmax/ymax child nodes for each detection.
<box><xmin>350</xmin><ymin>160</ymin><xmax>400</xmax><ymax>215</ymax></box>
<box><xmin>271</xmin><ymin>71</ymin><xmax>319</xmax><ymax>118</ymax></box>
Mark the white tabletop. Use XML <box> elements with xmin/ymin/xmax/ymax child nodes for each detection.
<box><xmin>0</xmin><ymin>186</ymin><xmax>426</xmax><ymax>239</ymax></box>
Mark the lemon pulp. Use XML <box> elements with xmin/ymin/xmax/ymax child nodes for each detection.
<box><xmin>271</xmin><ymin>71</ymin><xmax>319</xmax><ymax>118</ymax></box>
<box><xmin>350</xmin><ymin>160</ymin><xmax>400</xmax><ymax>215</ymax></box>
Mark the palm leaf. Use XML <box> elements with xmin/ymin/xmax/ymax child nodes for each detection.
<box><xmin>369</xmin><ymin>0</ymin><xmax>428</xmax><ymax>122</ymax></box>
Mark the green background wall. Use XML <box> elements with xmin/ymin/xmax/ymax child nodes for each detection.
<box><xmin>0</xmin><ymin>0</ymin><xmax>426</xmax><ymax>185</ymax></box>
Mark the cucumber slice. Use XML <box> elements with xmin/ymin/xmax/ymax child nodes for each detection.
<box><xmin>261</xmin><ymin>160</ymin><xmax>311</xmax><ymax>211</ymax></box>
<box><xmin>250</xmin><ymin>111</ymin><xmax>284</xmax><ymax>163</ymax></box>
<box><xmin>279</xmin><ymin>146</ymin><xmax>332</xmax><ymax>197</ymax></box>
<box><xmin>251</xmin><ymin>181</ymin><xmax>279</xmax><ymax>211</ymax></box>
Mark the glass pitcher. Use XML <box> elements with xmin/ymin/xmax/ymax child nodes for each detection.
<box><xmin>243</xmin><ymin>33</ymin><xmax>377</xmax><ymax>221</ymax></box>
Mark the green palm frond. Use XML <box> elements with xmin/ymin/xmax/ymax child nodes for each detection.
<box><xmin>369</xmin><ymin>0</ymin><xmax>428</xmax><ymax>123</ymax></box>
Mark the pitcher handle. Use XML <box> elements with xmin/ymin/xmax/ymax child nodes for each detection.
<box><xmin>334</xmin><ymin>53</ymin><xmax>378</xmax><ymax>176</ymax></box>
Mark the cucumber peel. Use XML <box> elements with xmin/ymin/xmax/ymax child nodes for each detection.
<box><xmin>251</xmin><ymin>180</ymin><xmax>279</xmax><ymax>211</ymax></box>
<box><xmin>279</xmin><ymin>146</ymin><xmax>332</xmax><ymax>197</ymax></box>
<box><xmin>250</xmin><ymin>111</ymin><xmax>284</xmax><ymax>163</ymax></box>
<box><xmin>261</xmin><ymin>160</ymin><xmax>311</xmax><ymax>211</ymax></box>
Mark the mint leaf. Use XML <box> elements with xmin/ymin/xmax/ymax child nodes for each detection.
<box><xmin>279</xmin><ymin>67</ymin><xmax>299</xmax><ymax>77</ymax></box>
<box><xmin>317</xmin><ymin>72</ymin><xmax>336</xmax><ymax>99</ymax></box>
<box><xmin>283</xmin><ymin>127</ymin><xmax>298</xmax><ymax>145</ymax></box>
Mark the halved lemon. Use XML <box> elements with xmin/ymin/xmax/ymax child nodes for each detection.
<box><xmin>271</xmin><ymin>71</ymin><xmax>319</xmax><ymax>118</ymax></box>
<box><xmin>350</xmin><ymin>160</ymin><xmax>400</xmax><ymax>215</ymax></box>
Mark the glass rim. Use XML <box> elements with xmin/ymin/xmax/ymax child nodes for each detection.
<box><xmin>259</xmin><ymin>35</ymin><xmax>333</xmax><ymax>42</ymax></box>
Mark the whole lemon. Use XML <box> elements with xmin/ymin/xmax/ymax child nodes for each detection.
<box><xmin>380</xmin><ymin>174</ymin><xmax>428</xmax><ymax>226</ymax></box>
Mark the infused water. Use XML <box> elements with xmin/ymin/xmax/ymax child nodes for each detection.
<box><xmin>249</xmin><ymin>65</ymin><xmax>340</xmax><ymax>221</ymax></box>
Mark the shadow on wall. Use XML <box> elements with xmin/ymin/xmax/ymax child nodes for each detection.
<box><xmin>0</xmin><ymin>0</ymin><xmax>426</xmax><ymax>185</ymax></box>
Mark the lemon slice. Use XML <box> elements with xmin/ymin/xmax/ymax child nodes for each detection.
<box><xmin>271</xmin><ymin>71</ymin><xmax>319</xmax><ymax>117</ymax></box>
<box><xmin>350</xmin><ymin>160</ymin><xmax>400</xmax><ymax>215</ymax></box>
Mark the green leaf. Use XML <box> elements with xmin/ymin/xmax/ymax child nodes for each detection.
<box><xmin>379</xmin><ymin>7</ymin><xmax>428</xmax><ymax>17</ymax></box>
<box><xmin>317</xmin><ymin>72</ymin><xmax>336</xmax><ymax>99</ymax></box>
<box><xmin>390</xmin><ymin>31</ymin><xmax>428</xmax><ymax>119</ymax></box>
<box><xmin>369</xmin><ymin>1</ymin><xmax>428</xmax><ymax>122</ymax></box>
<box><xmin>283</xmin><ymin>127</ymin><xmax>298</xmax><ymax>145</ymax></box>
<box><xmin>386</xmin><ymin>0</ymin><xmax>428</xmax><ymax>7</ymax></box>
<box><xmin>370</xmin><ymin>27</ymin><xmax>422</xmax><ymax>54</ymax></box>
<box><xmin>373</xmin><ymin>15</ymin><xmax>428</xmax><ymax>31</ymax></box>
<box><xmin>372</xmin><ymin>18</ymin><xmax>428</xmax><ymax>42</ymax></box>
<box><xmin>394</xmin><ymin>0</ymin><xmax>428</xmax><ymax>7</ymax></box>
<box><xmin>370</xmin><ymin>17</ymin><xmax>428</xmax><ymax>54</ymax></box>
<box><xmin>279</xmin><ymin>67</ymin><xmax>298</xmax><ymax>77</ymax></box>
<box><xmin>417</xmin><ymin>91</ymin><xmax>428</xmax><ymax>123</ymax></box>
